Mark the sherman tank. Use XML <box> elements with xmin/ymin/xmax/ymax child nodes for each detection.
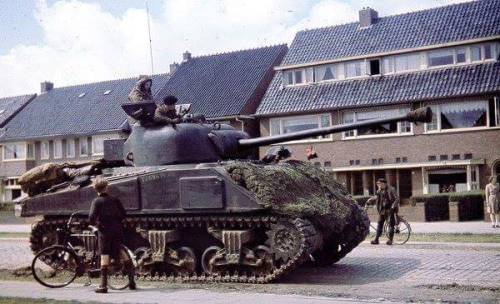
<box><xmin>16</xmin><ymin>102</ymin><xmax>432</xmax><ymax>283</ymax></box>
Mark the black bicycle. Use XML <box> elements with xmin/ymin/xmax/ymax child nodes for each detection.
<box><xmin>31</xmin><ymin>211</ymin><xmax>133</xmax><ymax>289</ymax></box>
<box><xmin>364</xmin><ymin>204</ymin><xmax>412</xmax><ymax>245</ymax></box>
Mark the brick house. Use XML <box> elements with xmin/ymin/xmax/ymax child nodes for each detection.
<box><xmin>0</xmin><ymin>45</ymin><xmax>287</xmax><ymax>202</ymax></box>
<box><xmin>256</xmin><ymin>0</ymin><xmax>500</xmax><ymax>200</ymax></box>
<box><xmin>0</xmin><ymin>94</ymin><xmax>37</xmax><ymax>201</ymax></box>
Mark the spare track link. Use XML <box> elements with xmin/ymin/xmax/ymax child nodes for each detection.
<box><xmin>31</xmin><ymin>216</ymin><xmax>319</xmax><ymax>284</ymax></box>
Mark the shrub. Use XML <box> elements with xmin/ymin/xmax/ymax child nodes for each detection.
<box><xmin>449</xmin><ymin>191</ymin><xmax>485</xmax><ymax>221</ymax></box>
<box><xmin>0</xmin><ymin>203</ymin><xmax>15</xmax><ymax>212</ymax></box>
<box><xmin>409</xmin><ymin>193</ymin><xmax>450</xmax><ymax>206</ymax></box>
<box><xmin>448</xmin><ymin>190</ymin><xmax>484</xmax><ymax>202</ymax></box>
<box><xmin>409</xmin><ymin>193</ymin><xmax>450</xmax><ymax>221</ymax></box>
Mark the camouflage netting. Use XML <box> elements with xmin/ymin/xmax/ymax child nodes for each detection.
<box><xmin>225</xmin><ymin>160</ymin><xmax>369</xmax><ymax>258</ymax></box>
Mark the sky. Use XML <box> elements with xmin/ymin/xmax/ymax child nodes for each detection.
<box><xmin>0</xmin><ymin>0</ymin><xmax>467</xmax><ymax>98</ymax></box>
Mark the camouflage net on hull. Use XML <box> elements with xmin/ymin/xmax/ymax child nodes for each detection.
<box><xmin>225</xmin><ymin>160</ymin><xmax>369</xmax><ymax>263</ymax></box>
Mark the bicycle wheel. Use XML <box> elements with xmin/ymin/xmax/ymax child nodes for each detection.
<box><xmin>32</xmin><ymin>245</ymin><xmax>79</xmax><ymax>288</ymax></box>
<box><xmin>107</xmin><ymin>247</ymin><xmax>132</xmax><ymax>290</ymax></box>
<box><xmin>393</xmin><ymin>219</ymin><xmax>411</xmax><ymax>245</ymax></box>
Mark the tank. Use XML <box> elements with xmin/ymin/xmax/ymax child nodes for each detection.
<box><xmin>16</xmin><ymin>102</ymin><xmax>432</xmax><ymax>283</ymax></box>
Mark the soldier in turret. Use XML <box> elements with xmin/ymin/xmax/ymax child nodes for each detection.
<box><xmin>128</xmin><ymin>76</ymin><xmax>153</xmax><ymax>102</ymax></box>
<box><xmin>89</xmin><ymin>177</ymin><xmax>136</xmax><ymax>293</ymax></box>
<box><xmin>154</xmin><ymin>95</ymin><xmax>182</xmax><ymax>125</ymax></box>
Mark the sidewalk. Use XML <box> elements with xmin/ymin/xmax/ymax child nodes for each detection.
<box><xmin>0</xmin><ymin>224</ymin><xmax>30</xmax><ymax>233</ymax></box>
<box><xmin>409</xmin><ymin>221</ymin><xmax>498</xmax><ymax>234</ymax></box>
<box><xmin>0</xmin><ymin>281</ymin><xmax>400</xmax><ymax>304</ymax></box>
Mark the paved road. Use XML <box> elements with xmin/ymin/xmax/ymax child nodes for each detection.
<box><xmin>0</xmin><ymin>239</ymin><xmax>499</xmax><ymax>303</ymax></box>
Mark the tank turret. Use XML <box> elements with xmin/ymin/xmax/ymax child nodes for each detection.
<box><xmin>119</xmin><ymin>101</ymin><xmax>432</xmax><ymax>166</ymax></box>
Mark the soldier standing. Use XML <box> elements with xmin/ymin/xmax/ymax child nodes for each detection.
<box><xmin>89</xmin><ymin>177</ymin><xmax>136</xmax><ymax>293</ymax></box>
<box><xmin>370</xmin><ymin>178</ymin><xmax>400</xmax><ymax>245</ymax></box>
<box><xmin>154</xmin><ymin>95</ymin><xmax>182</xmax><ymax>125</ymax></box>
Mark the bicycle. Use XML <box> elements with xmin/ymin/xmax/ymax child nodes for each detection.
<box><xmin>31</xmin><ymin>211</ymin><xmax>133</xmax><ymax>289</ymax></box>
<box><xmin>364</xmin><ymin>204</ymin><xmax>412</xmax><ymax>245</ymax></box>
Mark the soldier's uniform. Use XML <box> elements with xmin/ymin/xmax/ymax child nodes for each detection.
<box><xmin>372</xmin><ymin>184</ymin><xmax>399</xmax><ymax>245</ymax></box>
<box><xmin>154</xmin><ymin>104</ymin><xmax>181</xmax><ymax>125</ymax></box>
<box><xmin>128</xmin><ymin>77</ymin><xmax>153</xmax><ymax>102</ymax></box>
<box><xmin>154</xmin><ymin>95</ymin><xmax>182</xmax><ymax>125</ymax></box>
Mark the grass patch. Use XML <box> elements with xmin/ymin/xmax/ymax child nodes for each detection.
<box><xmin>368</xmin><ymin>232</ymin><xmax>500</xmax><ymax>243</ymax></box>
<box><xmin>0</xmin><ymin>297</ymin><xmax>99</xmax><ymax>304</ymax></box>
<box><xmin>0</xmin><ymin>233</ymin><xmax>29</xmax><ymax>239</ymax></box>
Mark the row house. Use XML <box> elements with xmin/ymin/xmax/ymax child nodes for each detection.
<box><xmin>0</xmin><ymin>45</ymin><xmax>287</xmax><ymax>202</ymax></box>
<box><xmin>256</xmin><ymin>0</ymin><xmax>500</xmax><ymax>200</ymax></box>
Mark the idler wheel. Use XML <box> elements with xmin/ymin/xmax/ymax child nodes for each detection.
<box><xmin>201</xmin><ymin>246</ymin><xmax>222</xmax><ymax>275</ymax></box>
<box><xmin>266</xmin><ymin>220</ymin><xmax>302</xmax><ymax>263</ymax></box>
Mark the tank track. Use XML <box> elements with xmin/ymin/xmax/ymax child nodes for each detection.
<box><xmin>30</xmin><ymin>215</ymin><xmax>320</xmax><ymax>284</ymax></box>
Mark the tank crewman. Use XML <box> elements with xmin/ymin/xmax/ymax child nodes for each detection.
<box><xmin>89</xmin><ymin>177</ymin><xmax>136</xmax><ymax>293</ymax></box>
<box><xmin>154</xmin><ymin>95</ymin><xmax>182</xmax><ymax>125</ymax></box>
<box><xmin>128</xmin><ymin>76</ymin><xmax>153</xmax><ymax>102</ymax></box>
<box><xmin>369</xmin><ymin>178</ymin><xmax>400</xmax><ymax>245</ymax></box>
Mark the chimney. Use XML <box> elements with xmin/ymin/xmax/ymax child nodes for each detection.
<box><xmin>182</xmin><ymin>51</ymin><xmax>192</xmax><ymax>62</ymax></box>
<box><xmin>40</xmin><ymin>81</ymin><xmax>54</xmax><ymax>93</ymax></box>
<box><xmin>169</xmin><ymin>62</ymin><xmax>179</xmax><ymax>74</ymax></box>
<box><xmin>359</xmin><ymin>7</ymin><xmax>378</xmax><ymax>28</ymax></box>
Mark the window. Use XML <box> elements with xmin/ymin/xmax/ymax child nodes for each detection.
<box><xmin>464</xmin><ymin>153</ymin><xmax>473</xmax><ymax>160</ymax></box>
<box><xmin>425</xmin><ymin>101</ymin><xmax>488</xmax><ymax>132</ymax></box>
<box><xmin>3</xmin><ymin>143</ymin><xmax>26</xmax><ymax>160</ymax></box>
<box><xmin>53</xmin><ymin>139</ymin><xmax>63</xmax><ymax>159</ymax></box>
<box><xmin>270</xmin><ymin>114</ymin><xmax>331</xmax><ymax>141</ymax></box>
<box><xmin>396</xmin><ymin>157</ymin><xmax>401</xmax><ymax>163</ymax></box>
<box><xmin>383</xmin><ymin>57</ymin><xmax>394</xmax><ymax>74</ymax></box>
<box><xmin>471</xmin><ymin>46</ymin><xmax>481</xmax><ymax>62</ymax></box>
<box><xmin>324</xmin><ymin>161</ymin><xmax>331</xmax><ymax>167</ymax></box>
<box><xmin>394</xmin><ymin>54</ymin><xmax>420</xmax><ymax>72</ymax></box>
<box><xmin>41</xmin><ymin>141</ymin><xmax>50</xmax><ymax>160</ymax></box>
<box><xmin>282</xmin><ymin>69</ymin><xmax>311</xmax><ymax>86</ymax></box>
<box><xmin>440</xmin><ymin>155</ymin><xmax>448</xmax><ymax>161</ymax></box>
<box><xmin>428</xmin><ymin>155</ymin><xmax>436</xmax><ymax>161</ymax></box>
<box><xmin>80</xmin><ymin>137</ymin><xmax>89</xmax><ymax>157</ymax></box>
<box><xmin>428</xmin><ymin>49</ymin><xmax>454</xmax><ymax>67</ymax></box>
<box><xmin>66</xmin><ymin>139</ymin><xmax>75</xmax><ymax>158</ymax></box>
<box><xmin>452</xmin><ymin>154</ymin><xmax>461</xmax><ymax>160</ymax></box>
<box><xmin>92</xmin><ymin>134</ymin><xmax>120</xmax><ymax>155</ymax></box>
<box><xmin>314</xmin><ymin>65</ymin><xmax>336</xmax><ymax>81</ymax></box>
<box><xmin>345</xmin><ymin>61</ymin><xmax>364</xmax><ymax>78</ymax></box>
<box><xmin>402</xmin><ymin>157</ymin><xmax>407</xmax><ymax>163</ymax></box>
<box><xmin>484</xmin><ymin>44</ymin><xmax>493</xmax><ymax>60</ymax></box>
<box><xmin>456</xmin><ymin>48</ymin><xmax>466</xmax><ymax>63</ymax></box>
<box><xmin>369</xmin><ymin>59</ymin><xmax>380</xmax><ymax>75</ymax></box>
<box><xmin>496</xmin><ymin>98</ymin><xmax>500</xmax><ymax>126</ymax></box>
<box><xmin>342</xmin><ymin>108</ymin><xmax>412</xmax><ymax>139</ymax></box>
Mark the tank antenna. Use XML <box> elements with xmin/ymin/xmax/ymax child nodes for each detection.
<box><xmin>145</xmin><ymin>0</ymin><xmax>154</xmax><ymax>75</ymax></box>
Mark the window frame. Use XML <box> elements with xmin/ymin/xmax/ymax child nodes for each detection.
<box><xmin>424</xmin><ymin>100</ymin><xmax>491</xmax><ymax>133</ymax></box>
<box><xmin>314</xmin><ymin>64</ymin><xmax>337</xmax><ymax>83</ymax></box>
<box><xmin>66</xmin><ymin>138</ymin><xmax>76</xmax><ymax>158</ymax></box>
<box><xmin>79</xmin><ymin>137</ymin><xmax>89</xmax><ymax>157</ymax></box>
<box><xmin>344</xmin><ymin>60</ymin><xmax>365</xmax><ymax>79</ymax></box>
<box><xmin>2</xmin><ymin>142</ymin><xmax>34</xmax><ymax>161</ymax></box>
<box><xmin>92</xmin><ymin>134</ymin><xmax>120</xmax><ymax>156</ymax></box>
<box><xmin>341</xmin><ymin>108</ymin><xmax>413</xmax><ymax>140</ymax></box>
<box><xmin>53</xmin><ymin>139</ymin><xmax>63</xmax><ymax>159</ymax></box>
<box><xmin>269</xmin><ymin>113</ymin><xmax>332</xmax><ymax>143</ymax></box>
<box><xmin>40</xmin><ymin>141</ymin><xmax>50</xmax><ymax>160</ymax></box>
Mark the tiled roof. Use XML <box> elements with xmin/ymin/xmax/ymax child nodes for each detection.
<box><xmin>0</xmin><ymin>94</ymin><xmax>36</xmax><ymax>127</ymax></box>
<box><xmin>0</xmin><ymin>74</ymin><xmax>169</xmax><ymax>141</ymax></box>
<box><xmin>282</xmin><ymin>0</ymin><xmax>500</xmax><ymax>66</ymax></box>
<box><xmin>256</xmin><ymin>62</ymin><xmax>500</xmax><ymax>116</ymax></box>
<box><xmin>155</xmin><ymin>45</ymin><xmax>287</xmax><ymax>118</ymax></box>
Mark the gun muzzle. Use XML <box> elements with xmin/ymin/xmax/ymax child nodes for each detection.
<box><xmin>407</xmin><ymin>107</ymin><xmax>433</xmax><ymax>123</ymax></box>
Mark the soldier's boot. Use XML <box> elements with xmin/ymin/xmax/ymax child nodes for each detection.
<box><xmin>95</xmin><ymin>267</ymin><xmax>108</xmax><ymax>293</ymax></box>
<box><xmin>386</xmin><ymin>228</ymin><xmax>394</xmax><ymax>246</ymax></box>
<box><xmin>125</xmin><ymin>260</ymin><xmax>137</xmax><ymax>290</ymax></box>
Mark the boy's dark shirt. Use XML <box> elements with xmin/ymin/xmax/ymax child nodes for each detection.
<box><xmin>89</xmin><ymin>193</ymin><xmax>126</xmax><ymax>233</ymax></box>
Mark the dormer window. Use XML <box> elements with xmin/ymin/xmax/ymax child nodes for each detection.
<box><xmin>428</xmin><ymin>49</ymin><xmax>454</xmax><ymax>67</ymax></box>
<box><xmin>315</xmin><ymin>64</ymin><xmax>336</xmax><ymax>81</ymax></box>
<box><xmin>345</xmin><ymin>61</ymin><xmax>363</xmax><ymax>78</ymax></box>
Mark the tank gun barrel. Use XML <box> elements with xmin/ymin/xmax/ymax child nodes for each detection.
<box><xmin>238</xmin><ymin>106</ymin><xmax>432</xmax><ymax>148</ymax></box>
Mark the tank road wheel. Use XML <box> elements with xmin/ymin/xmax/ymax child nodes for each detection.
<box><xmin>201</xmin><ymin>246</ymin><xmax>223</xmax><ymax>275</ymax></box>
<box><xmin>133</xmin><ymin>247</ymin><xmax>153</xmax><ymax>277</ymax></box>
<box><xmin>266</xmin><ymin>220</ymin><xmax>302</xmax><ymax>264</ymax></box>
<box><xmin>30</xmin><ymin>221</ymin><xmax>59</xmax><ymax>253</ymax></box>
<box><xmin>171</xmin><ymin>247</ymin><xmax>197</xmax><ymax>275</ymax></box>
<box><xmin>251</xmin><ymin>245</ymin><xmax>274</xmax><ymax>276</ymax></box>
